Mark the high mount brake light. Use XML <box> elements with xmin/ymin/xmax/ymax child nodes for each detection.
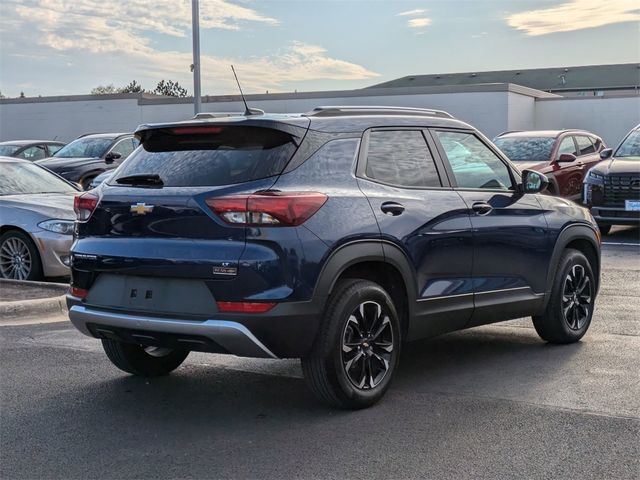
<box><xmin>206</xmin><ymin>192</ymin><xmax>328</xmax><ymax>227</ymax></box>
<box><xmin>170</xmin><ymin>126</ymin><xmax>223</xmax><ymax>135</ymax></box>
<box><xmin>73</xmin><ymin>193</ymin><xmax>98</xmax><ymax>221</ymax></box>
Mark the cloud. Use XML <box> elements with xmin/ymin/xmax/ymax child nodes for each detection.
<box><xmin>396</xmin><ymin>8</ymin><xmax>432</xmax><ymax>32</ymax></box>
<box><xmin>506</xmin><ymin>0</ymin><xmax>640</xmax><ymax>36</ymax></box>
<box><xmin>0</xmin><ymin>0</ymin><xmax>379</xmax><ymax>94</ymax></box>
<box><xmin>397</xmin><ymin>9</ymin><xmax>426</xmax><ymax>17</ymax></box>
<box><xmin>407</xmin><ymin>18</ymin><xmax>432</xmax><ymax>29</ymax></box>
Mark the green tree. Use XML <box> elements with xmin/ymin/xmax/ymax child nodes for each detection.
<box><xmin>119</xmin><ymin>80</ymin><xmax>145</xmax><ymax>93</ymax></box>
<box><xmin>153</xmin><ymin>79</ymin><xmax>188</xmax><ymax>97</ymax></box>
<box><xmin>90</xmin><ymin>84</ymin><xmax>118</xmax><ymax>94</ymax></box>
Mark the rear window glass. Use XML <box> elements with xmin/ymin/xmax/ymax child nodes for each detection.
<box><xmin>110</xmin><ymin>126</ymin><xmax>297</xmax><ymax>187</ymax></box>
<box><xmin>0</xmin><ymin>163</ymin><xmax>77</xmax><ymax>195</ymax></box>
<box><xmin>493</xmin><ymin>136</ymin><xmax>555</xmax><ymax>162</ymax></box>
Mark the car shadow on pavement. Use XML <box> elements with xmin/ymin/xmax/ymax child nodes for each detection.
<box><xmin>395</xmin><ymin>325</ymin><xmax>585</xmax><ymax>402</ymax></box>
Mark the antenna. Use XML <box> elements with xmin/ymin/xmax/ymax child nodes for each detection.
<box><xmin>231</xmin><ymin>65</ymin><xmax>263</xmax><ymax>116</ymax></box>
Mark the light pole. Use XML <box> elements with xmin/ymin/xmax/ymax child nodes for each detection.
<box><xmin>191</xmin><ymin>0</ymin><xmax>202</xmax><ymax>115</ymax></box>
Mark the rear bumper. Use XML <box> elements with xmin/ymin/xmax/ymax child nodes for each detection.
<box><xmin>69</xmin><ymin>305</ymin><xmax>278</xmax><ymax>358</ymax></box>
<box><xmin>67</xmin><ymin>295</ymin><xmax>325</xmax><ymax>358</ymax></box>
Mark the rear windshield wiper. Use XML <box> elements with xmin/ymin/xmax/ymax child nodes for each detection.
<box><xmin>115</xmin><ymin>174</ymin><xmax>164</xmax><ymax>186</ymax></box>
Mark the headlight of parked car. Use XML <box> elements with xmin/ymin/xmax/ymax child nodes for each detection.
<box><xmin>37</xmin><ymin>219</ymin><xmax>75</xmax><ymax>235</ymax></box>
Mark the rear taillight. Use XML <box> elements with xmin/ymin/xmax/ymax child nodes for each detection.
<box><xmin>217</xmin><ymin>301</ymin><xmax>276</xmax><ymax>313</ymax></box>
<box><xmin>206</xmin><ymin>192</ymin><xmax>328</xmax><ymax>227</ymax></box>
<box><xmin>69</xmin><ymin>286</ymin><xmax>88</xmax><ymax>299</ymax></box>
<box><xmin>74</xmin><ymin>192</ymin><xmax>98</xmax><ymax>221</ymax></box>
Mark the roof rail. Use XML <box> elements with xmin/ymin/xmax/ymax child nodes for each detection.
<box><xmin>306</xmin><ymin>106</ymin><xmax>455</xmax><ymax>119</ymax></box>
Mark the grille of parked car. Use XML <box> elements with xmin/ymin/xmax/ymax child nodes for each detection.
<box><xmin>603</xmin><ymin>175</ymin><xmax>640</xmax><ymax>206</ymax></box>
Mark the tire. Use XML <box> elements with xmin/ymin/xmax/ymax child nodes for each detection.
<box><xmin>101</xmin><ymin>339</ymin><xmax>189</xmax><ymax>376</ymax></box>
<box><xmin>598</xmin><ymin>224</ymin><xmax>611</xmax><ymax>236</ymax></box>
<box><xmin>301</xmin><ymin>279</ymin><xmax>401</xmax><ymax>409</ymax></box>
<box><xmin>80</xmin><ymin>175</ymin><xmax>97</xmax><ymax>191</ymax></box>
<box><xmin>532</xmin><ymin>248</ymin><xmax>595</xmax><ymax>344</ymax></box>
<box><xmin>0</xmin><ymin>230</ymin><xmax>43</xmax><ymax>280</ymax></box>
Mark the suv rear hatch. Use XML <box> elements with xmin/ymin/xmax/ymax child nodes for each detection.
<box><xmin>72</xmin><ymin>117</ymin><xmax>310</xmax><ymax>317</ymax></box>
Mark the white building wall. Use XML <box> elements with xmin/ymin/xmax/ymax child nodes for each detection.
<box><xmin>1</xmin><ymin>91</ymin><xmax>510</xmax><ymax>142</ymax></box>
<box><xmin>506</xmin><ymin>92</ymin><xmax>536</xmax><ymax>134</ymax></box>
<box><xmin>535</xmin><ymin>96</ymin><xmax>640</xmax><ymax>146</ymax></box>
<box><xmin>142</xmin><ymin>91</ymin><xmax>510</xmax><ymax>138</ymax></box>
<box><xmin>0</xmin><ymin>98</ymin><xmax>143</xmax><ymax>142</ymax></box>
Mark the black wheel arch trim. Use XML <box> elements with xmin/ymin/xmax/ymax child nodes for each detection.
<box><xmin>546</xmin><ymin>223</ymin><xmax>601</xmax><ymax>296</ymax></box>
<box><xmin>313</xmin><ymin>239</ymin><xmax>417</xmax><ymax>309</ymax></box>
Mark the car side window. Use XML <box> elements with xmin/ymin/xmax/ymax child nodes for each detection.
<box><xmin>17</xmin><ymin>145</ymin><xmax>47</xmax><ymax>161</ymax></box>
<box><xmin>365</xmin><ymin>130</ymin><xmax>442</xmax><ymax>188</ymax></box>
<box><xmin>434</xmin><ymin>130</ymin><xmax>513</xmax><ymax>190</ymax></box>
<box><xmin>556</xmin><ymin>137</ymin><xmax>578</xmax><ymax>159</ymax></box>
<box><xmin>110</xmin><ymin>138</ymin><xmax>135</xmax><ymax>159</ymax></box>
<box><xmin>48</xmin><ymin>144</ymin><xmax>64</xmax><ymax>155</ymax></box>
<box><xmin>591</xmin><ymin>137</ymin><xmax>603</xmax><ymax>151</ymax></box>
<box><xmin>576</xmin><ymin>136</ymin><xmax>596</xmax><ymax>155</ymax></box>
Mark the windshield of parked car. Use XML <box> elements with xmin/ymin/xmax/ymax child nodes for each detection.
<box><xmin>53</xmin><ymin>137</ymin><xmax>113</xmax><ymax>158</ymax></box>
<box><xmin>493</xmin><ymin>136</ymin><xmax>556</xmax><ymax>162</ymax></box>
<box><xmin>0</xmin><ymin>145</ymin><xmax>21</xmax><ymax>156</ymax></box>
<box><xmin>0</xmin><ymin>163</ymin><xmax>78</xmax><ymax>195</ymax></box>
<box><xmin>615</xmin><ymin>130</ymin><xmax>640</xmax><ymax>158</ymax></box>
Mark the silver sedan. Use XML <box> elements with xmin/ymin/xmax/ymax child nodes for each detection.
<box><xmin>0</xmin><ymin>157</ymin><xmax>79</xmax><ymax>280</ymax></box>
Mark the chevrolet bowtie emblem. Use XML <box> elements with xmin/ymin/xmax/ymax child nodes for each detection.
<box><xmin>130</xmin><ymin>203</ymin><xmax>154</xmax><ymax>215</ymax></box>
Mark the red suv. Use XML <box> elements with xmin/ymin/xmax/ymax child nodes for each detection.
<box><xmin>494</xmin><ymin>130</ymin><xmax>606</xmax><ymax>201</ymax></box>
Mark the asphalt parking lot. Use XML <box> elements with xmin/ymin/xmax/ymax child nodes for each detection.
<box><xmin>1</xmin><ymin>227</ymin><xmax>638</xmax><ymax>479</ymax></box>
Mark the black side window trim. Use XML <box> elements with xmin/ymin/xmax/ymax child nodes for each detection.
<box><xmin>427</xmin><ymin>127</ymin><xmax>519</xmax><ymax>192</ymax></box>
<box><xmin>355</xmin><ymin>127</ymin><xmax>452</xmax><ymax>190</ymax></box>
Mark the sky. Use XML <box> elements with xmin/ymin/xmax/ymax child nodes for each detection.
<box><xmin>0</xmin><ymin>0</ymin><xmax>638</xmax><ymax>98</ymax></box>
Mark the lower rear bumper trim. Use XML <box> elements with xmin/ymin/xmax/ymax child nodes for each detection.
<box><xmin>68</xmin><ymin>305</ymin><xmax>278</xmax><ymax>359</ymax></box>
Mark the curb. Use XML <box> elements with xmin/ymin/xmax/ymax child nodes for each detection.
<box><xmin>0</xmin><ymin>295</ymin><xmax>68</xmax><ymax>321</ymax></box>
<box><xmin>0</xmin><ymin>279</ymin><xmax>69</xmax><ymax>321</ymax></box>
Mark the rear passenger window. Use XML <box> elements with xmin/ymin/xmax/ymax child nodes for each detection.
<box><xmin>576</xmin><ymin>136</ymin><xmax>596</xmax><ymax>155</ymax></box>
<box><xmin>557</xmin><ymin>137</ymin><xmax>578</xmax><ymax>158</ymax></box>
<box><xmin>365</xmin><ymin>130</ymin><xmax>441</xmax><ymax>187</ymax></box>
<box><xmin>435</xmin><ymin>130</ymin><xmax>513</xmax><ymax>190</ymax></box>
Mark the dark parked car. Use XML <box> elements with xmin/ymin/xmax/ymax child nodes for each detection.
<box><xmin>36</xmin><ymin>133</ymin><xmax>138</xmax><ymax>189</ymax></box>
<box><xmin>88</xmin><ymin>170</ymin><xmax>113</xmax><ymax>190</ymax></box>
<box><xmin>67</xmin><ymin>106</ymin><xmax>601</xmax><ymax>409</ymax></box>
<box><xmin>583</xmin><ymin>124</ymin><xmax>640</xmax><ymax>235</ymax></box>
<box><xmin>494</xmin><ymin>130</ymin><xmax>606</xmax><ymax>200</ymax></box>
<box><xmin>0</xmin><ymin>140</ymin><xmax>65</xmax><ymax>161</ymax></box>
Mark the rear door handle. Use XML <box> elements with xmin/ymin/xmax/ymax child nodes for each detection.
<box><xmin>472</xmin><ymin>202</ymin><xmax>493</xmax><ymax>216</ymax></box>
<box><xmin>381</xmin><ymin>202</ymin><xmax>405</xmax><ymax>216</ymax></box>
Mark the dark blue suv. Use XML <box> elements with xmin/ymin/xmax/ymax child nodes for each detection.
<box><xmin>67</xmin><ymin>106</ymin><xmax>601</xmax><ymax>409</ymax></box>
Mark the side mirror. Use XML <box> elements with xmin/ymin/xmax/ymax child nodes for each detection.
<box><xmin>105</xmin><ymin>152</ymin><xmax>121</xmax><ymax>164</ymax></box>
<box><xmin>557</xmin><ymin>153</ymin><xmax>577</xmax><ymax>163</ymax></box>
<box><xmin>521</xmin><ymin>169</ymin><xmax>549</xmax><ymax>194</ymax></box>
<box><xmin>599</xmin><ymin>148</ymin><xmax>613</xmax><ymax>160</ymax></box>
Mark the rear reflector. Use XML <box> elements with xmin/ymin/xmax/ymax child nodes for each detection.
<box><xmin>217</xmin><ymin>301</ymin><xmax>276</xmax><ymax>313</ymax></box>
<box><xmin>69</xmin><ymin>286</ymin><xmax>89</xmax><ymax>299</ymax></box>
<box><xmin>206</xmin><ymin>192</ymin><xmax>327</xmax><ymax>227</ymax></box>
<box><xmin>74</xmin><ymin>192</ymin><xmax>98</xmax><ymax>221</ymax></box>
